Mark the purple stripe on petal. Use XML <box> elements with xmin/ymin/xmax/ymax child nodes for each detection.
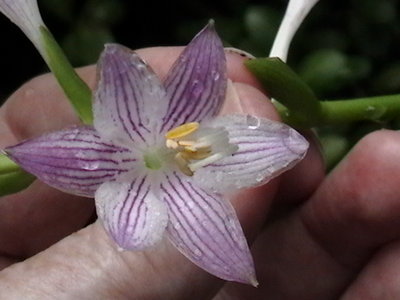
<box><xmin>94</xmin><ymin>44</ymin><xmax>168</xmax><ymax>148</ymax></box>
<box><xmin>161</xmin><ymin>22</ymin><xmax>227</xmax><ymax>132</ymax></box>
<box><xmin>5</xmin><ymin>126</ymin><xmax>137</xmax><ymax>198</ymax></box>
<box><xmin>95</xmin><ymin>177</ymin><xmax>168</xmax><ymax>250</ymax></box>
<box><xmin>193</xmin><ymin>114</ymin><xmax>309</xmax><ymax>193</ymax></box>
<box><xmin>161</xmin><ymin>172</ymin><xmax>256</xmax><ymax>284</ymax></box>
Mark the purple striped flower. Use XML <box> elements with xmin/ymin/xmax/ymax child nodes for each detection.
<box><xmin>5</xmin><ymin>23</ymin><xmax>309</xmax><ymax>285</ymax></box>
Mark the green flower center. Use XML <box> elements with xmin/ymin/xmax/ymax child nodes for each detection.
<box><xmin>144</xmin><ymin>151</ymin><xmax>163</xmax><ymax>170</ymax></box>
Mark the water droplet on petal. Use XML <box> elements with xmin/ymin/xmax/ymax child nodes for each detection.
<box><xmin>202</xmin><ymin>203</ymin><xmax>210</xmax><ymax>210</ymax></box>
<box><xmin>246</xmin><ymin>115</ymin><xmax>261</xmax><ymax>129</ymax></box>
<box><xmin>201</xmin><ymin>220</ymin><xmax>209</xmax><ymax>227</ymax></box>
<box><xmin>256</xmin><ymin>173</ymin><xmax>265</xmax><ymax>182</ymax></box>
<box><xmin>191</xmin><ymin>80</ymin><xmax>204</xmax><ymax>98</ymax></box>
<box><xmin>211</xmin><ymin>70</ymin><xmax>220</xmax><ymax>81</ymax></box>
<box><xmin>194</xmin><ymin>247</ymin><xmax>202</xmax><ymax>258</ymax></box>
<box><xmin>79</xmin><ymin>156</ymin><xmax>100</xmax><ymax>170</ymax></box>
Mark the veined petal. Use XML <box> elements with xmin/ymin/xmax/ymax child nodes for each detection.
<box><xmin>193</xmin><ymin>114</ymin><xmax>309</xmax><ymax>193</ymax></box>
<box><xmin>95</xmin><ymin>177</ymin><xmax>168</xmax><ymax>250</ymax></box>
<box><xmin>269</xmin><ymin>0</ymin><xmax>320</xmax><ymax>61</ymax></box>
<box><xmin>5</xmin><ymin>127</ymin><xmax>136</xmax><ymax>197</ymax></box>
<box><xmin>94</xmin><ymin>44</ymin><xmax>167</xmax><ymax>148</ymax></box>
<box><xmin>161</xmin><ymin>172</ymin><xmax>256</xmax><ymax>285</ymax></box>
<box><xmin>161</xmin><ymin>21</ymin><xmax>227</xmax><ymax>132</ymax></box>
<box><xmin>0</xmin><ymin>0</ymin><xmax>47</xmax><ymax>58</ymax></box>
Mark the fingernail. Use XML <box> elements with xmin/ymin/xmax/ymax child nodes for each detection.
<box><xmin>224</xmin><ymin>47</ymin><xmax>255</xmax><ymax>60</ymax></box>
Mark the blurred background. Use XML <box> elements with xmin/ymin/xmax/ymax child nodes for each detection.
<box><xmin>0</xmin><ymin>0</ymin><xmax>399</xmax><ymax>167</ymax></box>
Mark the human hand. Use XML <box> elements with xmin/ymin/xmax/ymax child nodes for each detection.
<box><xmin>0</xmin><ymin>47</ymin><xmax>396</xmax><ymax>299</ymax></box>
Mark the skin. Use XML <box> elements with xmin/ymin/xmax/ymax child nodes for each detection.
<box><xmin>0</xmin><ymin>47</ymin><xmax>399</xmax><ymax>299</ymax></box>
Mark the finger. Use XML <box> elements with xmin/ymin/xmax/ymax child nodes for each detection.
<box><xmin>3</xmin><ymin>66</ymin><xmax>94</xmax><ymax>141</ymax></box>
<box><xmin>302</xmin><ymin>130</ymin><xmax>400</xmax><ymax>267</ymax></box>
<box><xmin>0</xmin><ymin>67</ymin><xmax>97</xmax><ymax>263</ymax></box>
<box><xmin>273</xmin><ymin>132</ymin><xmax>324</xmax><ymax>205</ymax></box>
<box><xmin>341</xmin><ymin>240</ymin><xmax>400</xmax><ymax>299</ymax></box>
<box><xmin>0</xmin><ymin>81</ymin><xmax>280</xmax><ymax>299</ymax></box>
<box><xmin>217</xmin><ymin>130</ymin><xmax>400</xmax><ymax>299</ymax></box>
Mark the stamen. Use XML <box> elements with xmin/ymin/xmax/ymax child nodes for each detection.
<box><xmin>182</xmin><ymin>146</ymin><xmax>197</xmax><ymax>153</ymax></box>
<box><xmin>174</xmin><ymin>153</ymin><xmax>194</xmax><ymax>176</ymax></box>
<box><xmin>166</xmin><ymin>139</ymin><xmax>179</xmax><ymax>149</ymax></box>
<box><xmin>176</xmin><ymin>140</ymin><xmax>193</xmax><ymax>146</ymax></box>
<box><xmin>165</xmin><ymin>122</ymin><xmax>237</xmax><ymax>176</ymax></box>
<box><xmin>188</xmin><ymin>153</ymin><xmax>226</xmax><ymax>171</ymax></box>
<box><xmin>165</xmin><ymin>122</ymin><xmax>199</xmax><ymax>139</ymax></box>
<box><xmin>193</xmin><ymin>129</ymin><xmax>227</xmax><ymax>149</ymax></box>
<box><xmin>181</xmin><ymin>149</ymin><xmax>211</xmax><ymax>160</ymax></box>
<box><xmin>188</xmin><ymin>144</ymin><xmax>238</xmax><ymax>172</ymax></box>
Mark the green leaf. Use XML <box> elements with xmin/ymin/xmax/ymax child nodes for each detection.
<box><xmin>245</xmin><ymin>57</ymin><xmax>321</xmax><ymax>128</ymax></box>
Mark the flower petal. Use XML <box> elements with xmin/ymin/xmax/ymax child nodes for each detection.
<box><xmin>95</xmin><ymin>177</ymin><xmax>168</xmax><ymax>250</ymax></box>
<box><xmin>269</xmin><ymin>0</ymin><xmax>320</xmax><ymax>61</ymax></box>
<box><xmin>0</xmin><ymin>0</ymin><xmax>46</xmax><ymax>57</ymax></box>
<box><xmin>5</xmin><ymin>127</ymin><xmax>136</xmax><ymax>197</ymax></box>
<box><xmin>161</xmin><ymin>172</ymin><xmax>256</xmax><ymax>284</ymax></box>
<box><xmin>193</xmin><ymin>114</ymin><xmax>309</xmax><ymax>193</ymax></box>
<box><xmin>161</xmin><ymin>21</ymin><xmax>227</xmax><ymax>132</ymax></box>
<box><xmin>94</xmin><ymin>44</ymin><xmax>168</xmax><ymax>148</ymax></box>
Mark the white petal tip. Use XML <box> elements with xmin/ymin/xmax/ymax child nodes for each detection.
<box><xmin>249</xmin><ymin>276</ymin><xmax>259</xmax><ymax>287</ymax></box>
<box><xmin>117</xmin><ymin>246</ymin><xmax>126</xmax><ymax>252</ymax></box>
<box><xmin>284</xmin><ymin>128</ymin><xmax>309</xmax><ymax>156</ymax></box>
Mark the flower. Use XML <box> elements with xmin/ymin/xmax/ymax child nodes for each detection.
<box><xmin>0</xmin><ymin>0</ymin><xmax>48</xmax><ymax>60</ymax></box>
<box><xmin>5</xmin><ymin>23</ymin><xmax>308</xmax><ymax>284</ymax></box>
<box><xmin>269</xmin><ymin>0</ymin><xmax>320</xmax><ymax>61</ymax></box>
<box><xmin>0</xmin><ymin>0</ymin><xmax>94</xmax><ymax>124</ymax></box>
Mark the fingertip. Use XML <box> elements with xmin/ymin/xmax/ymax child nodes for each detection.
<box><xmin>220</xmin><ymin>81</ymin><xmax>279</xmax><ymax>121</ymax></box>
<box><xmin>274</xmin><ymin>131</ymin><xmax>325</xmax><ymax>205</ymax></box>
<box><xmin>302</xmin><ymin>129</ymin><xmax>400</xmax><ymax>266</ymax></box>
<box><xmin>3</xmin><ymin>66</ymin><xmax>96</xmax><ymax>141</ymax></box>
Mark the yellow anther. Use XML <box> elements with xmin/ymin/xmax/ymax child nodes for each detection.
<box><xmin>181</xmin><ymin>149</ymin><xmax>211</xmax><ymax>160</ymax></box>
<box><xmin>183</xmin><ymin>146</ymin><xmax>197</xmax><ymax>153</ymax></box>
<box><xmin>177</xmin><ymin>140</ymin><xmax>195</xmax><ymax>147</ymax></box>
<box><xmin>174</xmin><ymin>153</ymin><xmax>194</xmax><ymax>176</ymax></box>
<box><xmin>165</xmin><ymin>122</ymin><xmax>200</xmax><ymax>140</ymax></box>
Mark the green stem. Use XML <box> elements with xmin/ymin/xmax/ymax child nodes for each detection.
<box><xmin>0</xmin><ymin>154</ymin><xmax>21</xmax><ymax>174</ymax></box>
<box><xmin>276</xmin><ymin>94</ymin><xmax>400</xmax><ymax>127</ymax></box>
<box><xmin>40</xmin><ymin>26</ymin><xmax>93</xmax><ymax>125</ymax></box>
<box><xmin>0</xmin><ymin>155</ymin><xmax>35</xmax><ymax>196</ymax></box>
